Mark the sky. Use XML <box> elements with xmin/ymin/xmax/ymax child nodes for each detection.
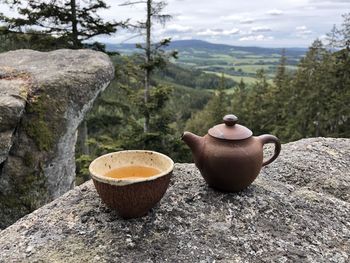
<box><xmin>1</xmin><ymin>0</ymin><xmax>349</xmax><ymax>48</ymax></box>
<box><xmin>97</xmin><ymin>0</ymin><xmax>350</xmax><ymax>47</ymax></box>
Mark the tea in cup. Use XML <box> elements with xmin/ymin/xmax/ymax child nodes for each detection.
<box><xmin>89</xmin><ymin>150</ymin><xmax>174</xmax><ymax>218</ymax></box>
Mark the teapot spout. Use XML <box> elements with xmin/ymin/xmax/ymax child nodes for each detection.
<box><xmin>181</xmin><ymin>131</ymin><xmax>204</xmax><ymax>156</ymax></box>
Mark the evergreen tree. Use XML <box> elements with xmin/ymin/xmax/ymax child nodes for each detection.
<box><xmin>340</xmin><ymin>12</ymin><xmax>350</xmax><ymax>48</ymax></box>
<box><xmin>243</xmin><ymin>69</ymin><xmax>271</xmax><ymax>134</ymax></box>
<box><xmin>0</xmin><ymin>26</ymin><xmax>67</xmax><ymax>51</ymax></box>
<box><xmin>238</xmin><ymin>78</ymin><xmax>246</xmax><ymax>92</ymax></box>
<box><xmin>326</xmin><ymin>12</ymin><xmax>350</xmax><ymax>136</ymax></box>
<box><xmin>120</xmin><ymin>0</ymin><xmax>177</xmax><ymax>132</ymax></box>
<box><xmin>329</xmin><ymin>46</ymin><xmax>350</xmax><ymax>137</ymax></box>
<box><xmin>290</xmin><ymin>40</ymin><xmax>331</xmax><ymax>138</ymax></box>
<box><xmin>0</xmin><ymin>0</ymin><xmax>126</xmax><ymax>50</ymax></box>
<box><xmin>324</xmin><ymin>12</ymin><xmax>350</xmax><ymax>49</ymax></box>
<box><xmin>326</xmin><ymin>24</ymin><xmax>341</xmax><ymax>51</ymax></box>
<box><xmin>232</xmin><ymin>78</ymin><xmax>248</xmax><ymax>120</ymax></box>
<box><xmin>274</xmin><ymin>49</ymin><xmax>288</xmax><ymax>89</ymax></box>
<box><xmin>185</xmin><ymin>74</ymin><xmax>230</xmax><ymax>135</ymax></box>
<box><xmin>269</xmin><ymin>49</ymin><xmax>292</xmax><ymax>137</ymax></box>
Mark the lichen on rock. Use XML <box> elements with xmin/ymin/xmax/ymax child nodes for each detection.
<box><xmin>0</xmin><ymin>138</ymin><xmax>348</xmax><ymax>262</ymax></box>
<box><xmin>0</xmin><ymin>49</ymin><xmax>114</xmax><ymax>229</ymax></box>
<box><xmin>0</xmin><ymin>68</ymin><xmax>31</xmax><ymax>163</ymax></box>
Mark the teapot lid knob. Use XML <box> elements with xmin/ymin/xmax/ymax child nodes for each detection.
<box><xmin>223</xmin><ymin>114</ymin><xmax>238</xmax><ymax>126</ymax></box>
<box><xmin>209</xmin><ymin>114</ymin><xmax>252</xmax><ymax>140</ymax></box>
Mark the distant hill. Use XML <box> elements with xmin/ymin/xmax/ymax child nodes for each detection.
<box><xmin>106</xmin><ymin>39</ymin><xmax>307</xmax><ymax>57</ymax></box>
<box><xmin>106</xmin><ymin>39</ymin><xmax>308</xmax><ymax>84</ymax></box>
<box><xmin>169</xmin><ymin>39</ymin><xmax>306</xmax><ymax>57</ymax></box>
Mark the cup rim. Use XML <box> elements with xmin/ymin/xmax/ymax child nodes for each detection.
<box><xmin>89</xmin><ymin>150</ymin><xmax>174</xmax><ymax>186</ymax></box>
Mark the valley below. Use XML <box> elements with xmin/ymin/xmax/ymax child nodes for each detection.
<box><xmin>107</xmin><ymin>39</ymin><xmax>307</xmax><ymax>86</ymax></box>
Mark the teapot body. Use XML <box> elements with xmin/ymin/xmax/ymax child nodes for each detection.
<box><xmin>182</xmin><ymin>115</ymin><xmax>281</xmax><ymax>192</ymax></box>
<box><xmin>195</xmin><ymin>135</ymin><xmax>264</xmax><ymax>192</ymax></box>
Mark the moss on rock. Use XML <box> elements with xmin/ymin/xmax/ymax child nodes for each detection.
<box><xmin>1</xmin><ymin>138</ymin><xmax>350</xmax><ymax>261</ymax></box>
<box><xmin>23</xmin><ymin>93</ymin><xmax>66</xmax><ymax>152</ymax></box>
<box><xmin>0</xmin><ymin>169</ymin><xmax>48</xmax><ymax>228</ymax></box>
<box><xmin>0</xmin><ymin>49</ymin><xmax>114</xmax><ymax>229</ymax></box>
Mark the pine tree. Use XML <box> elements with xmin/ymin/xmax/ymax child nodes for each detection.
<box><xmin>329</xmin><ymin>39</ymin><xmax>350</xmax><ymax>136</ymax></box>
<box><xmin>290</xmin><ymin>40</ymin><xmax>331</xmax><ymax>138</ymax></box>
<box><xmin>232</xmin><ymin>78</ymin><xmax>247</xmax><ymax>120</ymax></box>
<box><xmin>243</xmin><ymin>69</ymin><xmax>271</xmax><ymax>133</ymax></box>
<box><xmin>274</xmin><ymin>49</ymin><xmax>287</xmax><ymax>89</ymax></box>
<box><xmin>340</xmin><ymin>12</ymin><xmax>350</xmax><ymax>48</ymax></box>
<box><xmin>0</xmin><ymin>26</ymin><xmax>64</xmax><ymax>51</ymax></box>
<box><xmin>0</xmin><ymin>0</ymin><xmax>126</xmax><ymax>50</ymax></box>
<box><xmin>268</xmin><ymin>49</ymin><xmax>292</xmax><ymax>137</ymax></box>
<box><xmin>120</xmin><ymin>0</ymin><xmax>177</xmax><ymax>132</ymax></box>
<box><xmin>324</xmin><ymin>12</ymin><xmax>350</xmax><ymax>49</ymax></box>
<box><xmin>326</xmin><ymin>24</ymin><xmax>341</xmax><ymax>51</ymax></box>
<box><xmin>185</xmin><ymin>74</ymin><xmax>230</xmax><ymax>135</ymax></box>
<box><xmin>327</xmin><ymin>12</ymin><xmax>350</xmax><ymax>136</ymax></box>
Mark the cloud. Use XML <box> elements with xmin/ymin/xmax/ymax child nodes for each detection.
<box><xmin>166</xmin><ymin>24</ymin><xmax>193</xmax><ymax>33</ymax></box>
<box><xmin>221</xmin><ymin>14</ymin><xmax>242</xmax><ymax>21</ymax></box>
<box><xmin>221</xmin><ymin>14</ymin><xmax>255</xmax><ymax>24</ymax></box>
<box><xmin>197</xmin><ymin>28</ymin><xmax>240</xmax><ymax>36</ymax></box>
<box><xmin>251</xmin><ymin>26</ymin><xmax>272</xmax><ymax>33</ymax></box>
<box><xmin>303</xmin><ymin>0</ymin><xmax>349</xmax><ymax>11</ymax></box>
<box><xmin>267</xmin><ymin>9</ymin><xmax>283</xmax><ymax>16</ymax></box>
<box><xmin>296</xmin><ymin>25</ymin><xmax>312</xmax><ymax>35</ymax></box>
<box><xmin>240</xmin><ymin>18</ymin><xmax>255</xmax><ymax>24</ymax></box>
<box><xmin>176</xmin><ymin>36</ymin><xmax>194</xmax><ymax>40</ymax></box>
<box><xmin>309</xmin><ymin>0</ymin><xmax>349</xmax><ymax>2</ymax></box>
<box><xmin>223</xmin><ymin>28</ymin><xmax>240</xmax><ymax>35</ymax></box>
<box><xmin>45</xmin><ymin>0</ymin><xmax>349</xmax><ymax>47</ymax></box>
<box><xmin>296</xmin><ymin>26</ymin><xmax>307</xmax><ymax>31</ymax></box>
<box><xmin>175</xmin><ymin>15</ymin><xmax>196</xmax><ymax>21</ymax></box>
<box><xmin>239</xmin><ymin>34</ymin><xmax>274</xmax><ymax>41</ymax></box>
<box><xmin>319</xmin><ymin>34</ymin><xmax>328</xmax><ymax>41</ymax></box>
<box><xmin>197</xmin><ymin>29</ymin><xmax>220</xmax><ymax>36</ymax></box>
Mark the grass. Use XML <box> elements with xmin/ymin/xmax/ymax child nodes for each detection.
<box><xmin>236</xmin><ymin>65</ymin><xmax>272</xmax><ymax>72</ymax></box>
<box><xmin>203</xmin><ymin>71</ymin><xmax>259</xmax><ymax>85</ymax></box>
<box><xmin>173</xmin><ymin>46</ymin><xmax>302</xmax><ymax>84</ymax></box>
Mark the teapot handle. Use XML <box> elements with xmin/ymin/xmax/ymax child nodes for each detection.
<box><xmin>258</xmin><ymin>134</ymin><xmax>281</xmax><ymax>167</ymax></box>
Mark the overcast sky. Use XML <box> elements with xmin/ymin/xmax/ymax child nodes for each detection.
<box><xmin>1</xmin><ymin>0</ymin><xmax>349</xmax><ymax>48</ymax></box>
<box><xmin>97</xmin><ymin>0</ymin><xmax>349</xmax><ymax>47</ymax></box>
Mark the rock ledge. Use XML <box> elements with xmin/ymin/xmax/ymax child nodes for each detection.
<box><xmin>0</xmin><ymin>138</ymin><xmax>349</xmax><ymax>262</ymax></box>
<box><xmin>0</xmin><ymin>49</ymin><xmax>114</xmax><ymax>228</ymax></box>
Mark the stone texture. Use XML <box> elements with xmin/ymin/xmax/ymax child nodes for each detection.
<box><xmin>0</xmin><ymin>50</ymin><xmax>114</xmax><ymax>229</ymax></box>
<box><xmin>0</xmin><ymin>138</ymin><xmax>349</xmax><ymax>262</ymax></box>
<box><xmin>0</xmin><ymin>71</ymin><xmax>30</xmax><ymax>163</ymax></box>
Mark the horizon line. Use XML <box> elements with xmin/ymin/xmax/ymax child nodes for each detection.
<box><xmin>102</xmin><ymin>39</ymin><xmax>310</xmax><ymax>50</ymax></box>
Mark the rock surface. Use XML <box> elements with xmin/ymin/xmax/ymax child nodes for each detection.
<box><xmin>0</xmin><ymin>50</ymin><xmax>114</xmax><ymax>229</ymax></box>
<box><xmin>0</xmin><ymin>71</ymin><xmax>30</xmax><ymax>163</ymax></box>
<box><xmin>0</xmin><ymin>138</ymin><xmax>349</xmax><ymax>262</ymax></box>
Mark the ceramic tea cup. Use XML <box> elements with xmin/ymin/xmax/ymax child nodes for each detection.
<box><xmin>89</xmin><ymin>150</ymin><xmax>174</xmax><ymax>218</ymax></box>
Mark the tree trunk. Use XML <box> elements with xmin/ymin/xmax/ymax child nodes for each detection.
<box><xmin>70</xmin><ymin>0</ymin><xmax>79</xmax><ymax>48</ymax></box>
<box><xmin>144</xmin><ymin>0</ymin><xmax>152</xmax><ymax>133</ymax></box>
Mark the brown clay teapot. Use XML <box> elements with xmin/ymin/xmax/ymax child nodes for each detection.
<box><xmin>182</xmin><ymin>114</ymin><xmax>281</xmax><ymax>192</ymax></box>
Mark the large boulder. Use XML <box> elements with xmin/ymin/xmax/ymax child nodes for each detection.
<box><xmin>0</xmin><ymin>49</ymin><xmax>114</xmax><ymax>229</ymax></box>
<box><xmin>0</xmin><ymin>138</ymin><xmax>349</xmax><ymax>262</ymax></box>
<box><xmin>0</xmin><ymin>70</ymin><xmax>30</xmax><ymax>163</ymax></box>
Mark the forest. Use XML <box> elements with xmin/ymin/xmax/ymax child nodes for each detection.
<box><xmin>0</xmin><ymin>1</ymin><xmax>349</xmax><ymax>184</ymax></box>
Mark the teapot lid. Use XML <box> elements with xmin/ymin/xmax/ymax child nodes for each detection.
<box><xmin>208</xmin><ymin>114</ymin><xmax>252</xmax><ymax>140</ymax></box>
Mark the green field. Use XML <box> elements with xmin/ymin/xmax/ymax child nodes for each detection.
<box><xmin>203</xmin><ymin>71</ymin><xmax>258</xmax><ymax>85</ymax></box>
<box><xmin>176</xmin><ymin>53</ymin><xmax>298</xmax><ymax>84</ymax></box>
<box><xmin>112</xmin><ymin>39</ymin><xmax>306</xmax><ymax>87</ymax></box>
<box><xmin>169</xmin><ymin>41</ymin><xmax>304</xmax><ymax>85</ymax></box>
